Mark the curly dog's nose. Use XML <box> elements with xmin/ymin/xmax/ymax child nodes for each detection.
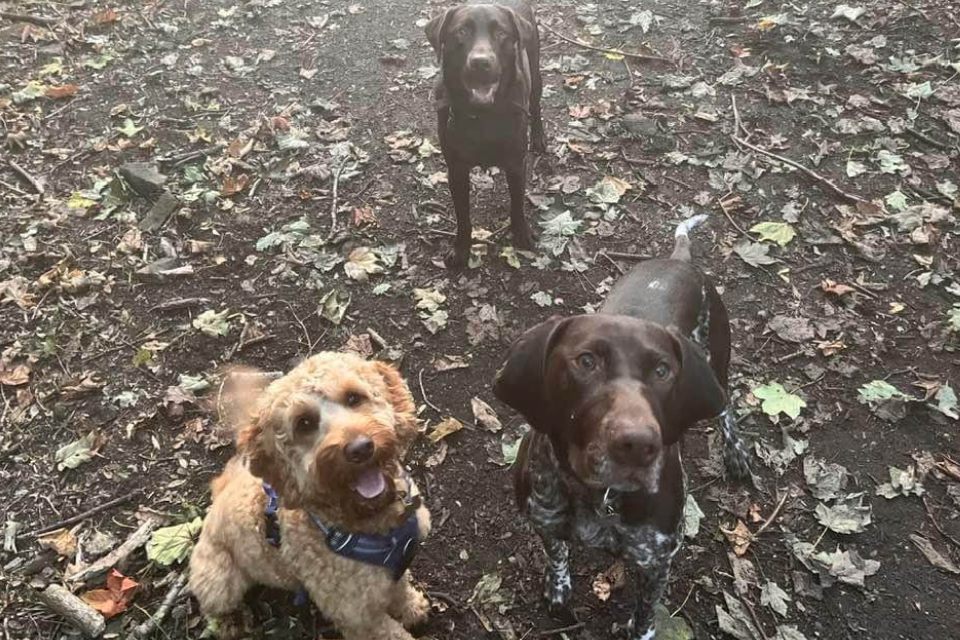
<box><xmin>343</xmin><ymin>436</ymin><xmax>375</xmax><ymax>463</ymax></box>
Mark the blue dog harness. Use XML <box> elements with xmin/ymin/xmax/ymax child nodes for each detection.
<box><xmin>262</xmin><ymin>476</ymin><xmax>421</xmax><ymax>582</ymax></box>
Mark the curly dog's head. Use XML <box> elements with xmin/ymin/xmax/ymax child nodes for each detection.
<box><xmin>234</xmin><ymin>353</ymin><xmax>419</xmax><ymax>522</ymax></box>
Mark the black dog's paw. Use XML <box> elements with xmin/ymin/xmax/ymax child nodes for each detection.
<box><xmin>530</xmin><ymin>134</ymin><xmax>546</xmax><ymax>155</ymax></box>
<box><xmin>444</xmin><ymin>247</ymin><xmax>469</xmax><ymax>270</ymax></box>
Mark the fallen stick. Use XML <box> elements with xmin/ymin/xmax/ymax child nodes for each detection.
<box><xmin>24</xmin><ymin>491</ymin><xmax>141</xmax><ymax>538</ymax></box>
<box><xmin>148</xmin><ymin>297</ymin><xmax>211</xmax><ymax>313</ymax></box>
<box><xmin>732</xmin><ymin>136</ymin><xmax>869</xmax><ymax>205</ymax></box>
<box><xmin>128</xmin><ymin>572</ymin><xmax>189</xmax><ymax>639</ymax></box>
<box><xmin>326</xmin><ymin>157</ymin><xmax>348</xmax><ymax>240</ymax></box>
<box><xmin>66</xmin><ymin>516</ymin><xmax>163</xmax><ymax>585</ymax></box>
<box><xmin>36</xmin><ymin>584</ymin><xmax>105</xmax><ymax>638</ymax></box>
<box><xmin>7</xmin><ymin>160</ymin><xmax>45</xmax><ymax>197</ymax></box>
<box><xmin>0</xmin><ymin>11</ymin><xmax>58</xmax><ymax>27</ymax></box>
<box><xmin>540</xmin><ymin>22</ymin><xmax>674</xmax><ymax>64</ymax></box>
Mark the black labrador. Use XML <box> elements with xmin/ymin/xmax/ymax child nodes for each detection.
<box><xmin>425</xmin><ymin>0</ymin><xmax>545</xmax><ymax>269</ymax></box>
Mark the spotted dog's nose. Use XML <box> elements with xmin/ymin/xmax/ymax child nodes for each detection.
<box><xmin>609</xmin><ymin>429</ymin><xmax>661</xmax><ymax>468</ymax></box>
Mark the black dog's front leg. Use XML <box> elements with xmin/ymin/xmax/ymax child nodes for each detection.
<box><xmin>504</xmin><ymin>162</ymin><xmax>534</xmax><ymax>251</ymax></box>
<box><xmin>446</xmin><ymin>160</ymin><xmax>472</xmax><ymax>269</ymax></box>
<box><xmin>630</xmin><ymin>560</ymin><xmax>671</xmax><ymax>640</ymax></box>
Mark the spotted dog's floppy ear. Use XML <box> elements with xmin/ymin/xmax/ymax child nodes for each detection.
<box><xmin>504</xmin><ymin>8</ymin><xmax>535</xmax><ymax>112</ymax></box>
<box><xmin>425</xmin><ymin>7</ymin><xmax>456</xmax><ymax>61</ymax></box>
<box><xmin>493</xmin><ymin>316</ymin><xmax>569</xmax><ymax>433</ymax></box>
<box><xmin>371</xmin><ymin>360</ymin><xmax>419</xmax><ymax>448</ymax></box>
<box><xmin>662</xmin><ymin>327</ymin><xmax>726</xmax><ymax>446</ymax></box>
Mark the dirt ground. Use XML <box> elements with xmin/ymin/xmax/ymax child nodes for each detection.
<box><xmin>2</xmin><ymin>0</ymin><xmax>959</xmax><ymax>638</ymax></box>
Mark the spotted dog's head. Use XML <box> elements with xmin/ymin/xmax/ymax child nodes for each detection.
<box><xmin>425</xmin><ymin>3</ymin><xmax>536</xmax><ymax>109</ymax></box>
<box><xmin>233</xmin><ymin>353</ymin><xmax>418</xmax><ymax>523</ymax></box>
<box><xmin>494</xmin><ymin>315</ymin><xmax>725</xmax><ymax>493</ymax></box>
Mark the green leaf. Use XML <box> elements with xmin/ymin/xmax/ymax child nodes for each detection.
<box><xmin>132</xmin><ymin>347</ymin><xmax>154</xmax><ymax>367</ymax></box>
<box><xmin>11</xmin><ymin>81</ymin><xmax>48</xmax><ymax>104</ymax></box>
<box><xmin>116</xmin><ymin>119</ymin><xmax>143</xmax><ymax>138</ymax></box>
<box><xmin>55</xmin><ymin>432</ymin><xmax>98</xmax><ymax>470</ymax></box>
<box><xmin>750</xmin><ymin>221</ymin><xmax>796</xmax><ymax>246</ymax></box>
<box><xmin>501</xmin><ymin>435</ymin><xmax>523</xmax><ymax>466</ymax></box>
<box><xmin>857</xmin><ymin>380</ymin><xmax>907</xmax><ymax>403</ymax></box>
<box><xmin>82</xmin><ymin>53</ymin><xmax>115</xmax><ymax>70</ymax></box>
<box><xmin>538</xmin><ymin>210</ymin><xmax>582</xmax><ymax>256</ymax></box>
<box><xmin>654</xmin><ymin>603</ymin><xmax>694</xmax><ymax>640</ymax></box>
<box><xmin>683</xmin><ymin>494</ymin><xmax>705</xmax><ymax>539</ymax></box>
<box><xmin>192</xmin><ymin>309</ymin><xmax>231</xmax><ymax>337</ymax></box>
<box><xmin>885</xmin><ymin>190</ymin><xmax>908</xmax><ymax>211</ymax></box>
<box><xmin>146</xmin><ymin>517</ymin><xmax>203</xmax><ymax>566</ymax></box>
<box><xmin>178</xmin><ymin>373</ymin><xmax>210</xmax><ymax>393</ymax></box>
<box><xmin>67</xmin><ymin>192</ymin><xmax>98</xmax><ymax>210</ymax></box>
<box><xmin>932</xmin><ymin>384</ymin><xmax>958</xmax><ymax>420</ymax></box>
<box><xmin>753</xmin><ymin>382</ymin><xmax>805</xmax><ymax>419</ymax></box>
<box><xmin>530</xmin><ymin>291</ymin><xmax>553</xmax><ymax>307</ymax></box>
<box><xmin>586</xmin><ymin>176</ymin><xmax>631</xmax><ymax>205</ymax></box>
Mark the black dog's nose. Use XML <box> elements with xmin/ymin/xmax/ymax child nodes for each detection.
<box><xmin>609</xmin><ymin>430</ymin><xmax>661</xmax><ymax>468</ymax></box>
<box><xmin>343</xmin><ymin>436</ymin><xmax>374</xmax><ymax>463</ymax></box>
<box><xmin>468</xmin><ymin>52</ymin><xmax>494</xmax><ymax>71</ymax></box>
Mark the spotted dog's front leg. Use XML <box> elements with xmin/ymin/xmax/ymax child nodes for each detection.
<box><xmin>629</xmin><ymin>559</ymin><xmax>671</xmax><ymax>640</ymax></box>
<box><xmin>718</xmin><ymin>407</ymin><xmax>752</xmax><ymax>481</ymax></box>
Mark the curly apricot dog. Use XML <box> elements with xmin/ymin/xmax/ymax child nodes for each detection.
<box><xmin>189</xmin><ymin>353</ymin><xmax>431</xmax><ymax>640</ymax></box>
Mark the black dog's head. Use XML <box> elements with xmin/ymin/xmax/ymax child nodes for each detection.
<box><xmin>494</xmin><ymin>315</ymin><xmax>726</xmax><ymax>493</ymax></box>
<box><xmin>425</xmin><ymin>3</ymin><xmax>535</xmax><ymax>109</ymax></box>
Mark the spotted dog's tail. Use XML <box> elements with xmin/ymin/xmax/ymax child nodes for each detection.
<box><xmin>670</xmin><ymin>214</ymin><xmax>708</xmax><ymax>262</ymax></box>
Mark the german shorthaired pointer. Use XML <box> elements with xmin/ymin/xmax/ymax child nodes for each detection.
<box><xmin>494</xmin><ymin>216</ymin><xmax>752</xmax><ymax>639</ymax></box>
<box><xmin>425</xmin><ymin>0</ymin><xmax>545</xmax><ymax>269</ymax></box>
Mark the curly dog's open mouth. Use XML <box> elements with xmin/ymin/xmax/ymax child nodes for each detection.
<box><xmin>352</xmin><ymin>467</ymin><xmax>388</xmax><ymax>499</ymax></box>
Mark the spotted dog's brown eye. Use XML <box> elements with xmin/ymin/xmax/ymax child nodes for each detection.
<box><xmin>294</xmin><ymin>412</ymin><xmax>318</xmax><ymax>435</ymax></box>
<box><xmin>654</xmin><ymin>362</ymin><xmax>671</xmax><ymax>379</ymax></box>
<box><xmin>345</xmin><ymin>391</ymin><xmax>365</xmax><ymax>408</ymax></box>
<box><xmin>576</xmin><ymin>353</ymin><xmax>597</xmax><ymax>371</ymax></box>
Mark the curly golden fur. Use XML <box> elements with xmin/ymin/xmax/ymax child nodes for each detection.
<box><xmin>189</xmin><ymin>353</ymin><xmax>431</xmax><ymax>640</ymax></box>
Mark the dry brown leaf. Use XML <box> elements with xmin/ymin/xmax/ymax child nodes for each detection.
<box><xmin>821</xmin><ymin>279</ymin><xmax>856</xmax><ymax>296</ymax></box>
<box><xmin>226</xmin><ymin>136</ymin><xmax>253</xmax><ymax>158</ymax></box>
<box><xmin>91</xmin><ymin>8</ymin><xmax>119</xmax><ymax>25</ymax></box>
<box><xmin>352</xmin><ymin>206</ymin><xmax>377</xmax><ymax>227</ymax></box>
<box><xmin>723</xmin><ymin>520</ymin><xmax>753</xmax><ymax>556</ymax></box>
<box><xmin>81</xmin><ymin>569</ymin><xmax>139</xmax><ymax>619</ymax></box>
<box><xmin>37</xmin><ymin>528</ymin><xmax>77</xmax><ymax>557</ymax></box>
<box><xmin>591</xmin><ymin>561</ymin><xmax>626</xmax><ymax>601</ymax></box>
<box><xmin>0</xmin><ymin>362</ymin><xmax>30</xmax><ymax>386</ymax></box>
<box><xmin>221</xmin><ymin>174</ymin><xmax>249</xmax><ymax>197</ymax></box>
<box><xmin>427</xmin><ymin>417</ymin><xmax>463</xmax><ymax>443</ymax></box>
<box><xmin>45</xmin><ymin>84</ymin><xmax>79</xmax><ymax>99</ymax></box>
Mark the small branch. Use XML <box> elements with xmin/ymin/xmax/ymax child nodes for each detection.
<box><xmin>148</xmin><ymin>297</ymin><xmax>210</xmax><ymax>313</ymax></box>
<box><xmin>906</xmin><ymin>126</ymin><xmax>953</xmax><ymax>151</ymax></box>
<box><xmin>596</xmin><ymin>251</ymin><xmax>625</xmax><ymax>275</ymax></box>
<box><xmin>709</xmin><ymin>15</ymin><xmax>750</xmax><ymax>25</ymax></box>
<box><xmin>753</xmin><ymin>492</ymin><xmax>789</xmax><ymax>538</ymax></box>
<box><xmin>36</xmin><ymin>584</ymin><xmax>105</xmax><ymax>638</ymax></box>
<box><xmin>66</xmin><ymin>516</ymin><xmax>164</xmax><ymax>585</ymax></box>
<box><xmin>326</xmin><ymin>157</ymin><xmax>348</xmax><ymax>240</ymax></box>
<box><xmin>7</xmin><ymin>161</ymin><xmax>45</xmax><ymax>197</ymax></box>
<box><xmin>418</xmin><ymin>368</ymin><xmax>443</xmax><ymax>415</ymax></box>
<box><xmin>732</xmin><ymin>136</ymin><xmax>869</xmax><ymax>205</ymax></box>
<box><xmin>731</xmin><ymin>94</ymin><xmax>751</xmax><ymax>140</ymax></box>
<box><xmin>540</xmin><ymin>22</ymin><xmax>674</xmax><ymax>65</ymax></box>
<box><xmin>24</xmin><ymin>491</ymin><xmax>141</xmax><ymax>538</ymax></box>
<box><xmin>128</xmin><ymin>572</ymin><xmax>189</xmax><ymax>639</ymax></box>
<box><xmin>0</xmin><ymin>11</ymin><xmax>58</xmax><ymax>27</ymax></box>
<box><xmin>717</xmin><ymin>194</ymin><xmax>751</xmax><ymax>239</ymax></box>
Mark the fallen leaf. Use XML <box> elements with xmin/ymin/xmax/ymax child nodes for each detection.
<box><xmin>221</xmin><ymin>173</ymin><xmax>249</xmax><ymax>197</ymax></box>
<box><xmin>931</xmin><ymin>383</ymin><xmax>958</xmax><ymax>420</ymax></box>
<box><xmin>753</xmin><ymin>382</ymin><xmax>805</xmax><ymax>420</ymax></box>
<box><xmin>683</xmin><ymin>494</ymin><xmax>705</xmax><ymax>539</ymax></box>
<box><xmin>471</xmin><ymin>397</ymin><xmax>502</xmax><ymax>432</ymax></box>
<box><xmin>81</xmin><ymin>569</ymin><xmax>139</xmax><ymax>619</ymax></box>
<box><xmin>146</xmin><ymin>518</ymin><xmax>203</xmax><ymax>566</ymax></box>
<box><xmin>192</xmin><ymin>309</ymin><xmax>231</xmax><ymax>337</ymax></box>
<box><xmin>815</xmin><ymin>498</ymin><xmax>872</xmax><ymax>534</ymax></box>
<box><xmin>724</xmin><ymin>520</ymin><xmax>753</xmax><ymax>556</ymax></box>
<box><xmin>428</xmin><ymin>417</ymin><xmax>463</xmax><ymax>443</ymax></box>
<box><xmin>875</xmin><ymin>465</ymin><xmax>925</xmax><ymax>498</ymax></box>
<box><xmin>37</xmin><ymin>528</ymin><xmax>77</xmax><ymax>557</ymax></box>
<box><xmin>803</xmin><ymin>457</ymin><xmax>849</xmax><ymax>501</ymax></box>
<box><xmin>751</xmin><ymin>221</ymin><xmax>796</xmax><ymax>246</ymax></box>
<box><xmin>344</xmin><ymin>247</ymin><xmax>383</xmax><ymax>281</ymax></box>
<box><xmin>820</xmin><ymin>279</ymin><xmax>856</xmax><ymax>296</ymax></box>
<box><xmin>734</xmin><ymin>240</ymin><xmax>778</xmax><ymax>267</ymax></box>
<box><xmin>760</xmin><ymin>580</ymin><xmax>791</xmax><ymax>617</ymax></box>
<box><xmin>767</xmin><ymin>315</ymin><xmax>814</xmax><ymax>343</ymax></box>
<box><xmin>55</xmin><ymin>432</ymin><xmax>100</xmax><ymax>470</ymax></box>
<box><xmin>0</xmin><ymin>361</ymin><xmax>31</xmax><ymax>386</ymax></box>
<box><xmin>910</xmin><ymin>534</ymin><xmax>960</xmax><ymax>574</ymax></box>
<box><xmin>716</xmin><ymin>590</ymin><xmax>763</xmax><ymax>640</ymax></box>
<box><xmin>91</xmin><ymin>8</ymin><xmax>120</xmax><ymax>25</ymax></box>
<box><xmin>45</xmin><ymin>84</ymin><xmax>79</xmax><ymax>99</ymax></box>
<box><xmin>591</xmin><ymin>561</ymin><xmax>626</xmax><ymax>601</ymax></box>
<box><xmin>319</xmin><ymin>288</ymin><xmax>350</xmax><ymax>325</ymax></box>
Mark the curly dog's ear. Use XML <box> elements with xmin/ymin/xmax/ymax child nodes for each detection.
<box><xmin>372</xmin><ymin>361</ymin><xmax>420</xmax><ymax>446</ymax></box>
<box><xmin>237</xmin><ymin>410</ymin><xmax>305</xmax><ymax>507</ymax></box>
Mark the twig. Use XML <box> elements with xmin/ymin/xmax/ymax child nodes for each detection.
<box><xmin>732</xmin><ymin>136</ymin><xmax>869</xmax><ymax>204</ymax></box>
<box><xmin>596</xmin><ymin>251</ymin><xmax>625</xmax><ymax>275</ymax></box>
<box><xmin>709</xmin><ymin>15</ymin><xmax>750</xmax><ymax>25</ymax></box>
<box><xmin>891</xmin><ymin>0</ymin><xmax>931</xmax><ymax>21</ymax></box>
<box><xmin>906</xmin><ymin>126</ymin><xmax>952</xmax><ymax>151</ymax></box>
<box><xmin>7</xmin><ymin>161</ymin><xmax>44</xmax><ymax>197</ymax></box>
<box><xmin>426</xmin><ymin>590</ymin><xmax>460</xmax><ymax>609</ymax></box>
<box><xmin>365</xmin><ymin>327</ymin><xmax>389</xmax><ymax>351</ymax></box>
<box><xmin>326</xmin><ymin>157</ymin><xmax>348</xmax><ymax>240</ymax></box>
<box><xmin>67</xmin><ymin>516</ymin><xmax>164</xmax><ymax>585</ymax></box>
<box><xmin>35</xmin><ymin>585</ymin><xmax>105</xmax><ymax>638</ymax></box>
<box><xmin>717</xmin><ymin>194</ymin><xmax>751</xmax><ymax>238</ymax></box>
<box><xmin>281</xmin><ymin>301</ymin><xmax>314</xmax><ymax>352</ymax></box>
<box><xmin>128</xmin><ymin>572</ymin><xmax>189</xmax><ymax>639</ymax></box>
<box><xmin>540</xmin><ymin>22</ymin><xmax>674</xmax><ymax>65</ymax></box>
<box><xmin>923</xmin><ymin>496</ymin><xmax>960</xmax><ymax>551</ymax></box>
<box><xmin>742</xmin><ymin>598</ymin><xmax>770</xmax><ymax>640</ymax></box>
<box><xmin>148</xmin><ymin>297</ymin><xmax>210</xmax><ymax>313</ymax></box>
<box><xmin>670</xmin><ymin>582</ymin><xmax>696</xmax><ymax>617</ymax></box>
<box><xmin>753</xmin><ymin>492</ymin><xmax>789</xmax><ymax>538</ymax></box>
<box><xmin>731</xmin><ymin>94</ymin><xmax>751</xmax><ymax>140</ymax></box>
<box><xmin>24</xmin><ymin>491</ymin><xmax>141</xmax><ymax>537</ymax></box>
<box><xmin>418</xmin><ymin>368</ymin><xmax>443</xmax><ymax>415</ymax></box>
<box><xmin>602</xmin><ymin>251</ymin><xmax>653</xmax><ymax>261</ymax></box>
<box><xmin>0</xmin><ymin>11</ymin><xmax>58</xmax><ymax>27</ymax></box>
<box><xmin>538</xmin><ymin>621</ymin><xmax>585</xmax><ymax>636</ymax></box>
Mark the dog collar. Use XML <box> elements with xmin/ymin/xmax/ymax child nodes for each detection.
<box><xmin>261</xmin><ymin>473</ymin><xmax>422</xmax><ymax>581</ymax></box>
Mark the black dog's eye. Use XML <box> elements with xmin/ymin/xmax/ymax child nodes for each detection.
<box><xmin>654</xmin><ymin>362</ymin><xmax>671</xmax><ymax>379</ymax></box>
<box><xmin>456</xmin><ymin>26</ymin><xmax>470</xmax><ymax>39</ymax></box>
<box><xmin>294</xmin><ymin>412</ymin><xmax>318</xmax><ymax>435</ymax></box>
<box><xmin>576</xmin><ymin>353</ymin><xmax>597</xmax><ymax>371</ymax></box>
<box><xmin>345</xmin><ymin>392</ymin><xmax>365</xmax><ymax>407</ymax></box>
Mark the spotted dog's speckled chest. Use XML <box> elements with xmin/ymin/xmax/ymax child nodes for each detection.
<box><xmin>524</xmin><ymin>432</ymin><xmax>682</xmax><ymax>567</ymax></box>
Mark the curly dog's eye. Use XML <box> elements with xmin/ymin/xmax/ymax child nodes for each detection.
<box><xmin>345</xmin><ymin>392</ymin><xmax>365</xmax><ymax>408</ymax></box>
<box><xmin>576</xmin><ymin>353</ymin><xmax>597</xmax><ymax>371</ymax></box>
<box><xmin>294</xmin><ymin>413</ymin><xmax>318</xmax><ymax>435</ymax></box>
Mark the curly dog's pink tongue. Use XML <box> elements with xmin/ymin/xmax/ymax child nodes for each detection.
<box><xmin>353</xmin><ymin>468</ymin><xmax>386</xmax><ymax>499</ymax></box>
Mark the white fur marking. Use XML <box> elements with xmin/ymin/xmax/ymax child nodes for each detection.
<box><xmin>647</xmin><ymin>279</ymin><xmax>667</xmax><ymax>291</ymax></box>
<box><xmin>674</xmin><ymin>213</ymin><xmax>708</xmax><ymax>237</ymax></box>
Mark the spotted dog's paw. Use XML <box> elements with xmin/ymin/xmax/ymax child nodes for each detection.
<box><xmin>543</xmin><ymin>567</ymin><xmax>572</xmax><ymax>616</ymax></box>
<box><xmin>628</xmin><ymin>622</ymin><xmax>656</xmax><ymax>640</ymax></box>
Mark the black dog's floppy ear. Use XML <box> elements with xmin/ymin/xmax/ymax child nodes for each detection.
<box><xmin>663</xmin><ymin>327</ymin><xmax>726</xmax><ymax>446</ymax></box>
<box><xmin>504</xmin><ymin>8</ymin><xmax>535</xmax><ymax>111</ymax></box>
<box><xmin>493</xmin><ymin>316</ymin><xmax>568</xmax><ymax>431</ymax></box>
<box><xmin>425</xmin><ymin>7</ymin><xmax>455</xmax><ymax>60</ymax></box>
